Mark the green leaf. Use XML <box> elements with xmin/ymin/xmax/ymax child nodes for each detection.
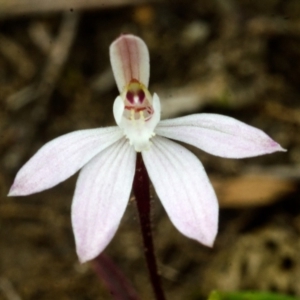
<box><xmin>208</xmin><ymin>291</ymin><xmax>300</xmax><ymax>300</ymax></box>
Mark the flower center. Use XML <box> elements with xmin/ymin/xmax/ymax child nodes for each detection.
<box><xmin>113</xmin><ymin>79</ymin><xmax>160</xmax><ymax>152</ymax></box>
<box><xmin>123</xmin><ymin>79</ymin><xmax>154</xmax><ymax>122</ymax></box>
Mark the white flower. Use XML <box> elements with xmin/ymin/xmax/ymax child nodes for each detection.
<box><xmin>8</xmin><ymin>35</ymin><xmax>285</xmax><ymax>263</ymax></box>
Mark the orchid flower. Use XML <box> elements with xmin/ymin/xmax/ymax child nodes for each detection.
<box><xmin>8</xmin><ymin>34</ymin><xmax>285</xmax><ymax>263</ymax></box>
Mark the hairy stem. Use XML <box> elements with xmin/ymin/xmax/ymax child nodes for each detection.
<box><xmin>133</xmin><ymin>153</ymin><xmax>166</xmax><ymax>300</ymax></box>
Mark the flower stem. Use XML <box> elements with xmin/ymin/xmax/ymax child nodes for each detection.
<box><xmin>133</xmin><ymin>153</ymin><xmax>166</xmax><ymax>300</ymax></box>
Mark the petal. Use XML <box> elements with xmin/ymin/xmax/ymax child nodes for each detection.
<box><xmin>113</xmin><ymin>95</ymin><xmax>124</xmax><ymax>126</ymax></box>
<box><xmin>110</xmin><ymin>34</ymin><xmax>150</xmax><ymax>93</ymax></box>
<box><xmin>72</xmin><ymin>138</ymin><xmax>136</xmax><ymax>262</ymax></box>
<box><xmin>156</xmin><ymin>114</ymin><xmax>285</xmax><ymax>158</ymax></box>
<box><xmin>142</xmin><ymin>136</ymin><xmax>218</xmax><ymax>247</ymax></box>
<box><xmin>8</xmin><ymin>127</ymin><xmax>123</xmax><ymax>196</ymax></box>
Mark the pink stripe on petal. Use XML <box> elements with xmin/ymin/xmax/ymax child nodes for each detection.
<box><xmin>110</xmin><ymin>34</ymin><xmax>150</xmax><ymax>93</ymax></box>
<box><xmin>156</xmin><ymin>114</ymin><xmax>286</xmax><ymax>158</ymax></box>
<box><xmin>8</xmin><ymin>127</ymin><xmax>123</xmax><ymax>196</ymax></box>
<box><xmin>72</xmin><ymin>139</ymin><xmax>136</xmax><ymax>263</ymax></box>
<box><xmin>142</xmin><ymin>136</ymin><xmax>219</xmax><ymax>247</ymax></box>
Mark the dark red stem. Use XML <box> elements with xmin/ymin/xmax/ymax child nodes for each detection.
<box><xmin>93</xmin><ymin>253</ymin><xmax>140</xmax><ymax>300</ymax></box>
<box><xmin>133</xmin><ymin>153</ymin><xmax>166</xmax><ymax>300</ymax></box>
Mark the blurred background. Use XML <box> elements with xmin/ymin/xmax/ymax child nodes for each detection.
<box><xmin>0</xmin><ymin>0</ymin><xmax>300</xmax><ymax>299</ymax></box>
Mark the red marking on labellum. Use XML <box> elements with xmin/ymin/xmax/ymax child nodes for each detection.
<box><xmin>125</xmin><ymin>106</ymin><xmax>147</xmax><ymax>113</ymax></box>
<box><xmin>126</xmin><ymin>91</ymin><xmax>134</xmax><ymax>104</ymax></box>
<box><xmin>126</xmin><ymin>80</ymin><xmax>146</xmax><ymax>104</ymax></box>
<box><xmin>137</xmin><ymin>90</ymin><xmax>145</xmax><ymax>103</ymax></box>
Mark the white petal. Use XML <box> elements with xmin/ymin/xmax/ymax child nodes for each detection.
<box><xmin>156</xmin><ymin>114</ymin><xmax>285</xmax><ymax>158</ymax></box>
<box><xmin>72</xmin><ymin>138</ymin><xmax>136</xmax><ymax>262</ymax></box>
<box><xmin>110</xmin><ymin>34</ymin><xmax>150</xmax><ymax>93</ymax></box>
<box><xmin>113</xmin><ymin>95</ymin><xmax>124</xmax><ymax>125</ymax></box>
<box><xmin>8</xmin><ymin>127</ymin><xmax>123</xmax><ymax>196</ymax></box>
<box><xmin>142</xmin><ymin>136</ymin><xmax>218</xmax><ymax>247</ymax></box>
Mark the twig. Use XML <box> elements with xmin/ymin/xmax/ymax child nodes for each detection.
<box><xmin>0</xmin><ymin>0</ymin><xmax>161</xmax><ymax>18</ymax></box>
<box><xmin>7</xmin><ymin>11</ymin><xmax>79</xmax><ymax>112</ymax></box>
<box><xmin>28</xmin><ymin>22</ymin><xmax>54</xmax><ymax>54</ymax></box>
<box><xmin>0</xmin><ymin>278</ymin><xmax>22</xmax><ymax>300</ymax></box>
<box><xmin>247</xmin><ymin>16</ymin><xmax>300</xmax><ymax>37</ymax></box>
<box><xmin>0</xmin><ymin>34</ymin><xmax>35</xmax><ymax>79</ymax></box>
<box><xmin>36</xmin><ymin>12</ymin><xmax>79</xmax><ymax>106</ymax></box>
